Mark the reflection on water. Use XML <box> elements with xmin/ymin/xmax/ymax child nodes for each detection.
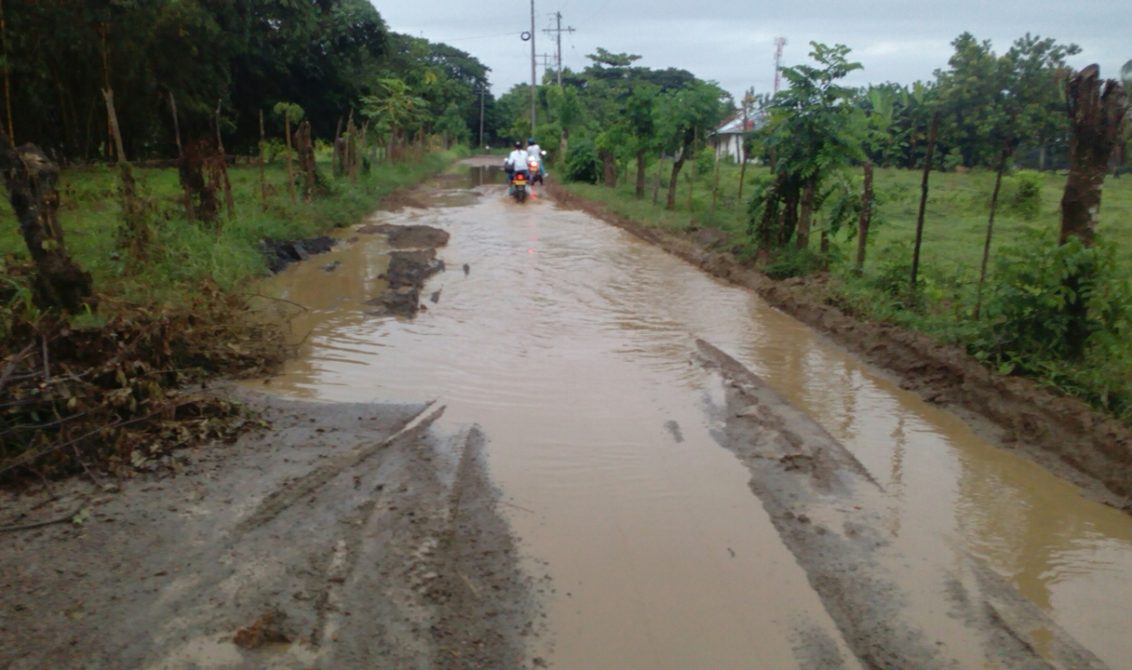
<box><xmin>250</xmin><ymin>167</ymin><xmax>1132</xmax><ymax>668</ymax></box>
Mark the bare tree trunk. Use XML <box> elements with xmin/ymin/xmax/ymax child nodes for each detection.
<box><xmin>974</xmin><ymin>147</ymin><xmax>1010</xmax><ymax>319</ymax></box>
<box><xmin>558</xmin><ymin>127</ymin><xmax>568</xmax><ymax>166</ymax></box>
<box><xmin>101</xmin><ymin>88</ymin><xmax>148</xmax><ymax>257</ymax></box>
<box><xmin>347</xmin><ymin>111</ymin><xmax>359</xmax><ymax>181</ymax></box>
<box><xmin>710</xmin><ymin>152</ymin><xmax>721</xmax><ymax>214</ymax></box>
<box><xmin>258</xmin><ymin>109</ymin><xmax>266</xmax><ymax>209</ymax></box>
<box><xmin>1060</xmin><ymin>66</ymin><xmax>1127</xmax><ymax>246</ymax></box>
<box><xmin>652</xmin><ymin>153</ymin><xmax>662</xmax><ymax>205</ymax></box>
<box><xmin>854</xmin><ymin>162</ymin><xmax>873</xmax><ymax>273</ymax></box>
<box><xmin>634</xmin><ymin>151</ymin><xmax>646</xmax><ymax>198</ymax></box>
<box><xmin>283</xmin><ymin>115</ymin><xmax>296</xmax><ymax>205</ymax></box>
<box><xmin>686</xmin><ymin>128</ymin><xmax>698</xmax><ymax>211</ymax></box>
<box><xmin>0</xmin><ymin>0</ymin><xmax>13</xmax><ymax>142</ymax></box>
<box><xmin>169</xmin><ymin>91</ymin><xmax>193</xmax><ymax>222</ymax></box>
<box><xmin>297</xmin><ymin>120</ymin><xmax>317</xmax><ymax>201</ymax></box>
<box><xmin>797</xmin><ymin>177</ymin><xmax>816</xmax><ymax>250</ymax></box>
<box><xmin>666</xmin><ymin>148</ymin><xmax>687</xmax><ymax>210</ymax></box>
<box><xmin>738</xmin><ymin>142</ymin><xmax>748</xmax><ymax>201</ymax></box>
<box><xmin>333</xmin><ymin>116</ymin><xmax>344</xmax><ymax>177</ymax></box>
<box><xmin>1059</xmin><ymin>66</ymin><xmax>1128</xmax><ymax>357</ymax></box>
<box><xmin>600</xmin><ymin>149</ymin><xmax>616</xmax><ymax>187</ymax></box>
<box><xmin>911</xmin><ymin>111</ymin><xmax>940</xmax><ymax>293</ymax></box>
<box><xmin>0</xmin><ymin>135</ymin><xmax>94</xmax><ymax>312</ymax></box>
<box><xmin>756</xmin><ymin>175</ymin><xmax>783</xmax><ymax>264</ymax></box>
<box><xmin>214</xmin><ymin>100</ymin><xmax>235</xmax><ymax>220</ymax></box>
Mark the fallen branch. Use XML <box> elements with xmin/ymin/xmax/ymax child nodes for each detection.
<box><xmin>0</xmin><ymin>504</ymin><xmax>84</xmax><ymax>533</ymax></box>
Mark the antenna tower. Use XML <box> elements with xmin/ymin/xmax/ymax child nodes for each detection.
<box><xmin>773</xmin><ymin>37</ymin><xmax>787</xmax><ymax>93</ymax></box>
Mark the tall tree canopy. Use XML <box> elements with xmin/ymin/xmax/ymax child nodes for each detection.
<box><xmin>1</xmin><ymin>0</ymin><xmax>492</xmax><ymax>160</ymax></box>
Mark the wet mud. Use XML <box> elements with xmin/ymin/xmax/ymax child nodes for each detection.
<box><xmin>363</xmin><ymin>224</ymin><xmax>449</xmax><ymax>318</ymax></box>
<box><xmin>698</xmin><ymin>339</ymin><xmax>1107</xmax><ymax>669</ymax></box>
<box><xmin>0</xmin><ymin>390</ymin><xmax>535</xmax><ymax>670</ymax></box>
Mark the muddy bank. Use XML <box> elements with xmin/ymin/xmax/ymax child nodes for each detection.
<box><xmin>0</xmin><ymin>389</ymin><xmax>535</xmax><ymax>670</ymax></box>
<box><xmin>697</xmin><ymin>339</ymin><xmax>1106</xmax><ymax>669</ymax></box>
<box><xmin>363</xmin><ymin>223</ymin><xmax>449</xmax><ymax>318</ymax></box>
<box><xmin>260</xmin><ymin>236</ymin><xmax>336</xmax><ymax>273</ymax></box>
<box><xmin>547</xmin><ymin>181</ymin><xmax>1132</xmax><ymax>510</ymax></box>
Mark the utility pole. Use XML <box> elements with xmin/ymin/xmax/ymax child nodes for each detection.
<box><xmin>478</xmin><ymin>85</ymin><xmax>485</xmax><ymax>148</ymax></box>
<box><xmin>543</xmin><ymin>11</ymin><xmax>575</xmax><ymax>86</ymax></box>
<box><xmin>537</xmin><ymin>53</ymin><xmax>554</xmax><ymax>76</ymax></box>
<box><xmin>773</xmin><ymin>37</ymin><xmax>787</xmax><ymax>94</ymax></box>
<box><xmin>529</xmin><ymin>0</ymin><xmax>537</xmax><ymax>132</ymax></box>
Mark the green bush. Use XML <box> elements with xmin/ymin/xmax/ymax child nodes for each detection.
<box><xmin>1005</xmin><ymin>169</ymin><xmax>1043</xmax><ymax>220</ymax></box>
<box><xmin>971</xmin><ymin>233</ymin><xmax>1132</xmax><ymax>415</ymax></box>
<box><xmin>564</xmin><ymin>138</ymin><xmax>601</xmax><ymax>184</ymax></box>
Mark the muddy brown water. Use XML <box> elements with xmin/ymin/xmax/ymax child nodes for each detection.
<box><xmin>252</xmin><ymin>167</ymin><xmax>1132</xmax><ymax>668</ymax></box>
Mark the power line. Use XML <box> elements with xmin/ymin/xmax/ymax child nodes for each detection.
<box><xmin>542</xmin><ymin>11</ymin><xmax>576</xmax><ymax>86</ymax></box>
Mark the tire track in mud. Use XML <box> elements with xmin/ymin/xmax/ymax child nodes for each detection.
<box><xmin>0</xmin><ymin>393</ymin><xmax>535</xmax><ymax>670</ymax></box>
<box><xmin>234</xmin><ymin>400</ymin><xmax>442</xmax><ymax>532</ymax></box>
<box><xmin>696</xmin><ymin>339</ymin><xmax>1107</xmax><ymax>669</ymax></box>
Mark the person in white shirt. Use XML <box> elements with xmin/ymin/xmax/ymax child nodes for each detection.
<box><xmin>526</xmin><ymin>138</ymin><xmax>545</xmax><ymax>182</ymax></box>
<box><xmin>503</xmin><ymin>141</ymin><xmax>530</xmax><ymax>183</ymax></box>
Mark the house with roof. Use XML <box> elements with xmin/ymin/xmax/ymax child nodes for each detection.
<box><xmin>711</xmin><ymin>112</ymin><xmax>762</xmax><ymax>162</ymax></box>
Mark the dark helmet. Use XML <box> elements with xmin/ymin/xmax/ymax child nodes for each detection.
<box><xmin>528</xmin><ymin>138</ymin><xmax>537</xmax><ymax>145</ymax></box>
<box><xmin>513</xmin><ymin>141</ymin><xmax>522</xmax><ymax>148</ymax></box>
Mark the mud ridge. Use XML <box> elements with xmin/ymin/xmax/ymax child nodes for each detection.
<box><xmin>696</xmin><ymin>339</ymin><xmax>1108</xmax><ymax>669</ymax></box>
<box><xmin>365</xmin><ymin>224</ymin><xmax>450</xmax><ymax>318</ymax></box>
<box><xmin>547</xmin><ymin>181</ymin><xmax>1132</xmax><ymax>510</ymax></box>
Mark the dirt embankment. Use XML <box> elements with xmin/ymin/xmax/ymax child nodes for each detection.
<box><xmin>547</xmin><ymin>181</ymin><xmax>1132</xmax><ymax>511</ymax></box>
<box><xmin>0</xmin><ymin>390</ymin><xmax>536</xmax><ymax>669</ymax></box>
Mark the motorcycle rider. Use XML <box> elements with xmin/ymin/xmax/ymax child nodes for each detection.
<box><xmin>504</xmin><ymin>141</ymin><xmax>531</xmax><ymax>194</ymax></box>
<box><xmin>526</xmin><ymin>137</ymin><xmax>546</xmax><ymax>181</ymax></box>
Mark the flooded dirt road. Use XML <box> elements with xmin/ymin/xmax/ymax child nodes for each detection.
<box><xmin>4</xmin><ymin>161</ymin><xmax>1131</xmax><ymax>669</ymax></box>
<box><xmin>251</xmin><ymin>163</ymin><xmax>1132</xmax><ymax>668</ymax></box>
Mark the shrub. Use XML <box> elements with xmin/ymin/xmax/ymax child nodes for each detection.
<box><xmin>1005</xmin><ymin>169</ymin><xmax>1043</xmax><ymax>220</ymax></box>
<box><xmin>563</xmin><ymin>138</ymin><xmax>600</xmax><ymax>184</ymax></box>
<box><xmin>971</xmin><ymin>233</ymin><xmax>1132</xmax><ymax>414</ymax></box>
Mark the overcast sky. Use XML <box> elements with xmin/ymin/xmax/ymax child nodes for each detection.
<box><xmin>373</xmin><ymin>0</ymin><xmax>1129</xmax><ymax>101</ymax></box>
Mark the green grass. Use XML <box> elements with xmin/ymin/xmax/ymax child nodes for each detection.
<box><xmin>0</xmin><ymin>148</ymin><xmax>463</xmax><ymax>308</ymax></box>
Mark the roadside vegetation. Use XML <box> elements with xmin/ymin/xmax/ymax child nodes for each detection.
<box><xmin>0</xmin><ymin>1</ymin><xmax>491</xmax><ymax>481</ymax></box>
<box><xmin>533</xmin><ymin>36</ymin><xmax>1131</xmax><ymax>421</ymax></box>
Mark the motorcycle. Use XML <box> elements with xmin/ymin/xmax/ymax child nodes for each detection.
<box><xmin>509</xmin><ymin>170</ymin><xmax>530</xmax><ymax>203</ymax></box>
<box><xmin>527</xmin><ymin>153</ymin><xmax>545</xmax><ymax>185</ymax></box>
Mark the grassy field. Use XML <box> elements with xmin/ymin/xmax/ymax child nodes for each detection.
<box><xmin>561</xmin><ymin>157</ymin><xmax>1132</xmax><ymax>418</ymax></box>
<box><xmin>0</xmin><ymin>149</ymin><xmax>463</xmax><ymax>310</ymax></box>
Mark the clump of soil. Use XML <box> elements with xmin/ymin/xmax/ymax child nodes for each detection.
<box><xmin>260</xmin><ymin>236</ymin><xmax>336</xmax><ymax>273</ymax></box>
<box><xmin>364</xmin><ymin>224</ymin><xmax>449</xmax><ymax>318</ymax></box>
<box><xmin>0</xmin><ymin>283</ymin><xmax>286</xmax><ymax>483</ymax></box>
<box><xmin>358</xmin><ymin>223</ymin><xmax>450</xmax><ymax>248</ymax></box>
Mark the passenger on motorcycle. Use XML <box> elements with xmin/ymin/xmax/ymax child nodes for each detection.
<box><xmin>526</xmin><ymin>138</ymin><xmax>546</xmax><ymax>180</ymax></box>
<box><xmin>504</xmin><ymin>141</ymin><xmax>531</xmax><ymax>185</ymax></box>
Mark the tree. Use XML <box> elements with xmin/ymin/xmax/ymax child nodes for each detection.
<box><xmin>435</xmin><ymin>102</ymin><xmax>470</xmax><ymax>148</ymax></box>
<box><xmin>934</xmin><ymin>33</ymin><xmax>1004</xmax><ymax>168</ymax></box>
<box><xmin>655</xmin><ymin>81</ymin><xmax>728</xmax><ymax>210</ymax></box>
<box><xmin>759</xmin><ymin>42</ymin><xmax>864</xmax><ymax>250</ymax></box>
<box><xmin>361</xmin><ymin>78</ymin><xmax>428</xmax><ymax>157</ymax></box>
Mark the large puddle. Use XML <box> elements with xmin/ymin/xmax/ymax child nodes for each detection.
<box><xmin>251</xmin><ymin>167</ymin><xmax>1132</xmax><ymax>668</ymax></box>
